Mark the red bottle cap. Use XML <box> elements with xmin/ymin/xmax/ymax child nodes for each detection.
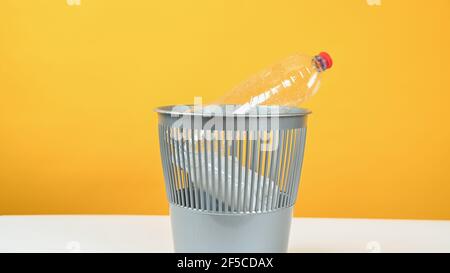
<box><xmin>319</xmin><ymin>52</ymin><xmax>333</xmax><ymax>70</ymax></box>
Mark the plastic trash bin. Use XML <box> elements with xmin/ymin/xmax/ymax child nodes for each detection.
<box><xmin>156</xmin><ymin>105</ymin><xmax>310</xmax><ymax>253</ymax></box>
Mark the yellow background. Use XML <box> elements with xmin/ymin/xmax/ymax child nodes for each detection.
<box><xmin>1</xmin><ymin>0</ymin><xmax>449</xmax><ymax>219</ymax></box>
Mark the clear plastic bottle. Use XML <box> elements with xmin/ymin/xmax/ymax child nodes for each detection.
<box><xmin>175</xmin><ymin>52</ymin><xmax>333</xmax><ymax>209</ymax></box>
<box><xmin>214</xmin><ymin>52</ymin><xmax>333</xmax><ymax>114</ymax></box>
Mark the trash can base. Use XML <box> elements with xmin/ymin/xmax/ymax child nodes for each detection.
<box><xmin>170</xmin><ymin>204</ymin><xmax>293</xmax><ymax>253</ymax></box>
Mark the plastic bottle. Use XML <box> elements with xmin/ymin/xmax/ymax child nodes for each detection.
<box><xmin>174</xmin><ymin>52</ymin><xmax>333</xmax><ymax>211</ymax></box>
<box><xmin>214</xmin><ymin>52</ymin><xmax>333</xmax><ymax>114</ymax></box>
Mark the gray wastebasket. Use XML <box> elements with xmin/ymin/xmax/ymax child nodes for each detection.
<box><xmin>156</xmin><ymin>105</ymin><xmax>310</xmax><ymax>253</ymax></box>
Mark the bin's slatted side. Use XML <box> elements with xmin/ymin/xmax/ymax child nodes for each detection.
<box><xmin>158</xmin><ymin>125</ymin><xmax>307</xmax><ymax>214</ymax></box>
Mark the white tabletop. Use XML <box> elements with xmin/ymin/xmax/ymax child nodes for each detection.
<box><xmin>0</xmin><ymin>216</ymin><xmax>449</xmax><ymax>253</ymax></box>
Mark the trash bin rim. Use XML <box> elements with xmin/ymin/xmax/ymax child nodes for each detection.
<box><xmin>155</xmin><ymin>105</ymin><xmax>312</xmax><ymax>118</ymax></box>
